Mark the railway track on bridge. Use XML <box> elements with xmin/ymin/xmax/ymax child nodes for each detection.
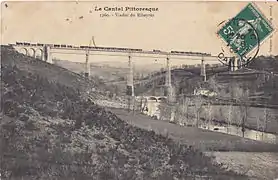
<box><xmin>10</xmin><ymin>42</ymin><xmax>231</xmax><ymax>61</ymax></box>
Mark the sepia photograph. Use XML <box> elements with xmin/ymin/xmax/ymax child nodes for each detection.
<box><xmin>1</xmin><ymin>1</ymin><xmax>278</xmax><ymax>179</ymax></box>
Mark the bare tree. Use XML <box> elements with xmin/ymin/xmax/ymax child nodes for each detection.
<box><xmin>207</xmin><ymin>76</ymin><xmax>219</xmax><ymax>94</ymax></box>
<box><xmin>158</xmin><ymin>102</ymin><xmax>170</xmax><ymax>121</ymax></box>
<box><xmin>262</xmin><ymin>106</ymin><xmax>272</xmax><ymax>138</ymax></box>
<box><xmin>172</xmin><ymin>103</ymin><xmax>181</xmax><ymax>125</ymax></box>
<box><xmin>256</xmin><ymin>116</ymin><xmax>264</xmax><ymax>140</ymax></box>
<box><xmin>174</xmin><ymin>97</ymin><xmax>190</xmax><ymax>126</ymax></box>
<box><xmin>227</xmin><ymin>105</ymin><xmax>233</xmax><ymax>133</ymax></box>
<box><xmin>254</xmin><ymin>105</ymin><xmax>272</xmax><ymax>141</ymax></box>
<box><xmin>230</xmin><ymin>85</ymin><xmax>250</xmax><ymax>137</ymax></box>
<box><xmin>231</xmin><ymin>106</ymin><xmax>241</xmax><ymax>135</ymax></box>
<box><xmin>219</xmin><ymin>104</ymin><xmax>233</xmax><ymax>133</ymax></box>
<box><xmin>169</xmin><ymin>103</ymin><xmax>176</xmax><ymax>123</ymax></box>
<box><xmin>182</xmin><ymin>97</ymin><xmax>190</xmax><ymax>126</ymax></box>
<box><xmin>204</xmin><ymin>102</ymin><xmax>213</xmax><ymax>130</ymax></box>
<box><xmin>238</xmin><ymin>89</ymin><xmax>250</xmax><ymax>138</ymax></box>
<box><xmin>224</xmin><ymin>104</ymin><xmax>233</xmax><ymax>134</ymax></box>
<box><xmin>193</xmin><ymin>95</ymin><xmax>203</xmax><ymax>127</ymax></box>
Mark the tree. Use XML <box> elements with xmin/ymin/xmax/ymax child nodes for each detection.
<box><xmin>204</xmin><ymin>102</ymin><xmax>213</xmax><ymax>130</ymax></box>
<box><xmin>173</xmin><ymin>97</ymin><xmax>190</xmax><ymax>126</ymax></box>
<box><xmin>237</xmin><ymin>89</ymin><xmax>250</xmax><ymax>138</ymax></box>
<box><xmin>193</xmin><ymin>96</ymin><xmax>203</xmax><ymax>127</ymax></box>
<box><xmin>262</xmin><ymin>106</ymin><xmax>272</xmax><ymax>138</ymax></box>
<box><xmin>207</xmin><ymin>76</ymin><xmax>220</xmax><ymax>98</ymax></box>
<box><xmin>229</xmin><ymin>85</ymin><xmax>250</xmax><ymax>137</ymax></box>
<box><xmin>226</xmin><ymin>105</ymin><xmax>233</xmax><ymax>134</ymax></box>
<box><xmin>158</xmin><ymin>102</ymin><xmax>170</xmax><ymax>121</ymax></box>
<box><xmin>182</xmin><ymin>97</ymin><xmax>190</xmax><ymax>126</ymax></box>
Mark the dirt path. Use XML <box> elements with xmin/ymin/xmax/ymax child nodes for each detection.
<box><xmin>109</xmin><ymin>108</ymin><xmax>278</xmax><ymax>152</ymax></box>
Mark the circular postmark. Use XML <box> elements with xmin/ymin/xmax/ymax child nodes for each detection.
<box><xmin>216</xmin><ymin>17</ymin><xmax>261</xmax><ymax>69</ymax></box>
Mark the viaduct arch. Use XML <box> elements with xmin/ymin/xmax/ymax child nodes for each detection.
<box><xmin>35</xmin><ymin>49</ymin><xmax>44</xmax><ymax>59</ymax></box>
<box><xmin>19</xmin><ymin>48</ymin><xmax>28</xmax><ymax>56</ymax></box>
<box><xmin>16</xmin><ymin>47</ymin><xmax>46</xmax><ymax>61</ymax></box>
<box><xmin>29</xmin><ymin>48</ymin><xmax>36</xmax><ymax>58</ymax></box>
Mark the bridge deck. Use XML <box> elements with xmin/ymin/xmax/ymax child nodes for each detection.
<box><xmin>10</xmin><ymin>43</ymin><xmax>229</xmax><ymax>60</ymax></box>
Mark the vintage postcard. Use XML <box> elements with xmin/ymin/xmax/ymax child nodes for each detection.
<box><xmin>1</xmin><ymin>1</ymin><xmax>278</xmax><ymax>180</ymax></box>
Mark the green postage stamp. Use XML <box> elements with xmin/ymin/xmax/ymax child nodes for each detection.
<box><xmin>217</xmin><ymin>2</ymin><xmax>274</xmax><ymax>58</ymax></box>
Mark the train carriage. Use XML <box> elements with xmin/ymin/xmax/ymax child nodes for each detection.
<box><xmin>16</xmin><ymin>42</ymin><xmax>24</xmax><ymax>45</ymax></box>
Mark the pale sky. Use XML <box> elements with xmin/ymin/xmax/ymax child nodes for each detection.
<box><xmin>1</xmin><ymin>1</ymin><xmax>277</xmax><ymax>67</ymax></box>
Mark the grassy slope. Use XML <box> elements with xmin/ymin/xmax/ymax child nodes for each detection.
<box><xmin>1</xmin><ymin>46</ymin><xmax>247</xmax><ymax>180</ymax></box>
<box><xmin>1</xmin><ymin>46</ymin><xmax>108</xmax><ymax>100</ymax></box>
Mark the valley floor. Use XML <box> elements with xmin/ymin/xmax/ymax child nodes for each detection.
<box><xmin>109</xmin><ymin>108</ymin><xmax>278</xmax><ymax>152</ymax></box>
<box><xmin>109</xmin><ymin>108</ymin><xmax>278</xmax><ymax>179</ymax></box>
